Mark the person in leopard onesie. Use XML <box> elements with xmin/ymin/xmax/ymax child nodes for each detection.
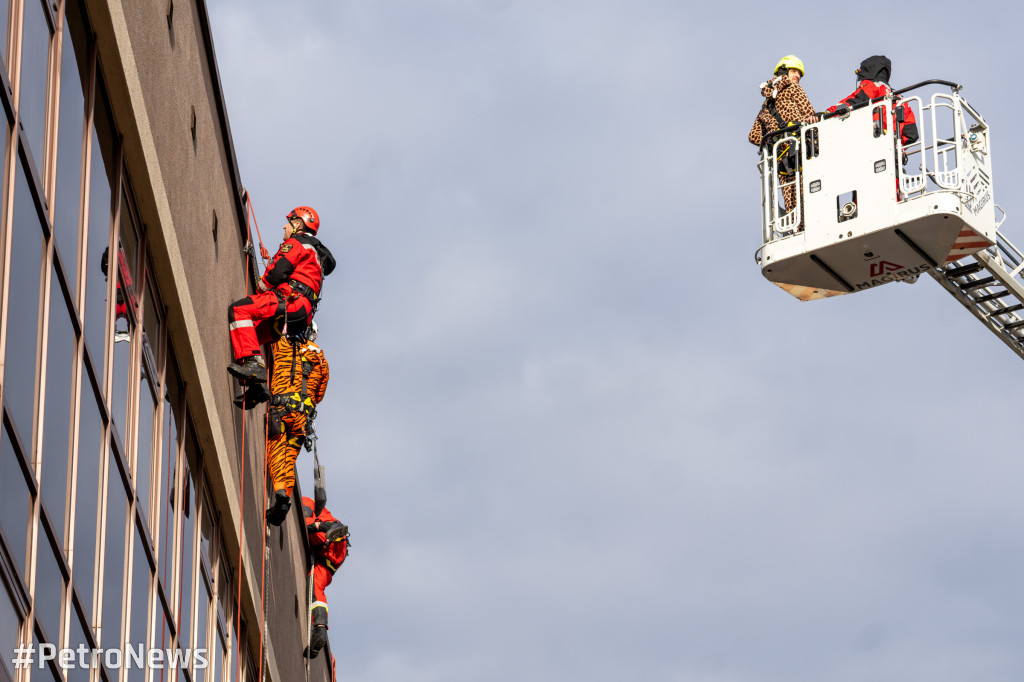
<box><xmin>749</xmin><ymin>55</ymin><xmax>818</xmax><ymax>228</ymax></box>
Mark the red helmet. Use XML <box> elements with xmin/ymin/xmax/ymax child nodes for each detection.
<box><xmin>287</xmin><ymin>206</ymin><xmax>320</xmax><ymax>234</ymax></box>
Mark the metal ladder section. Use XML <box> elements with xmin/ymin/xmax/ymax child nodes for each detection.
<box><xmin>929</xmin><ymin>231</ymin><xmax>1024</xmax><ymax>360</ymax></box>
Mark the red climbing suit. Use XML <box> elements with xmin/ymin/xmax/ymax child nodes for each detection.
<box><xmin>303</xmin><ymin>498</ymin><xmax>349</xmax><ymax>628</ymax></box>
<box><xmin>228</xmin><ymin>232</ymin><xmax>324</xmax><ymax>362</ymax></box>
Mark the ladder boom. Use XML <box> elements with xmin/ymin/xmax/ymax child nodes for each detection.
<box><xmin>930</xmin><ymin>226</ymin><xmax>1024</xmax><ymax>359</ymax></box>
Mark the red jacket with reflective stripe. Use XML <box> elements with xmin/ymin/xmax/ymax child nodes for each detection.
<box><xmin>258</xmin><ymin>233</ymin><xmax>323</xmax><ymax>295</ymax></box>
<box><xmin>827</xmin><ymin>80</ymin><xmax>919</xmax><ymax>146</ymax></box>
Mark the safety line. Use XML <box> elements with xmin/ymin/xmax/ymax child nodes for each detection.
<box><xmin>247</xmin><ymin>193</ymin><xmax>270</xmax><ymax>263</ymax></box>
<box><xmin>234</xmin><ymin>236</ymin><xmax>251</xmax><ymax>682</ymax></box>
<box><xmin>258</xmin><ymin>409</ymin><xmax>269</xmax><ymax>682</ymax></box>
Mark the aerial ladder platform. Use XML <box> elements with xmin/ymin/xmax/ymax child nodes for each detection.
<box><xmin>755</xmin><ymin>80</ymin><xmax>1024</xmax><ymax>360</ymax></box>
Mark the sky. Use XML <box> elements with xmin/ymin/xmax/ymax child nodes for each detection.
<box><xmin>206</xmin><ymin>2</ymin><xmax>1024</xmax><ymax>680</ymax></box>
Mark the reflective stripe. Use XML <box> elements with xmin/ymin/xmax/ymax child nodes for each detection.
<box><xmin>311</xmin><ymin>601</ymin><xmax>329</xmax><ymax>611</ymax></box>
<box><xmin>229</xmin><ymin>320</ymin><xmax>255</xmax><ymax>330</ymax></box>
<box><xmin>300</xmin><ymin>241</ymin><xmax>322</xmax><ymax>270</ymax></box>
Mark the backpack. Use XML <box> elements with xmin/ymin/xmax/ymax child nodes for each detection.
<box><xmin>306</xmin><ymin>236</ymin><xmax>336</xmax><ymax>276</ymax></box>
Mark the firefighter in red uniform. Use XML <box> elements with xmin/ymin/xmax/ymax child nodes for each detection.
<box><xmin>303</xmin><ymin>497</ymin><xmax>349</xmax><ymax>659</ymax></box>
<box><xmin>826</xmin><ymin>55</ymin><xmax>919</xmax><ymax>146</ymax></box>
<box><xmin>227</xmin><ymin>206</ymin><xmax>335</xmax><ymax>384</ymax></box>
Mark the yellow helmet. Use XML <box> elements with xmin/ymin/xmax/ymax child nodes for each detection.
<box><xmin>774</xmin><ymin>55</ymin><xmax>805</xmax><ymax>77</ymax></box>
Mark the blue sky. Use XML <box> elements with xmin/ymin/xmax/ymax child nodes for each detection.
<box><xmin>207</xmin><ymin>2</ymin><xmax>1024</xmax><ymax>680</ymax></box>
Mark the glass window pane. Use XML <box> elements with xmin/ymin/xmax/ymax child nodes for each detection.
<box><xmin>65</xmin><ymin>608</ymin><xmax>93</xmax><ymax>682</ymax></box>
<box><xmin>111</xmin><ymin>252</ymin><xmax>135</xmax><ymax>446</ymax></box>
<box><xmin>153</xmin><ymin>594</ymin><xmax>174</xmax><ymax>672</ymax></box>
<box><xmin>176</xmin><ymin>456</ymin><xmax>195</xmax><ymax>651</ymax></box>
<box><xmin>142</xmin><ymin>280</ymin><xmax>160</xmax><ymax>364</ymax></box>
<box><xmin>119</xmin><ymin>194</ymin><xmax>138</xmax><ymax>280</ymax></box>
<box><xmin>0</xmin><ymin>556</ymin><xmax>22</xmax><ymax>682</ymax></box>
<box><xmin>101</xmin><ymin>449</ymin><xmax>126</xmax><ymax>652</ymax></box>
<box><xmin>0</xmin><ymin>0</ymin><xmax>9</xmax><ymax>67</ymax></box>
<box><xmin>199</xmin><ymin>493</ymin><xmax>213</xmax><ymax>573</ymax></box>
<box><xmin>5</xmin><ymin>164</ymin><xmax>45</xmax><ymax>441</ymax></box>
<box><xmin>128</xmin><ymin>525</ymin><xmax>151</xmax><ymax>679</ymax></box>
<box><xmin>217</xmin><ymin>559</ymin><xmax>230</xmax><ymax>629</ymax></box>
<box><xmin>83</xmin><ymin>93</ymin><xmax>115</xmax><ymax>383</ymax></box>
<box><xmin>18</xmin><ymin>0</ymin><xmax>52</xmax><ymax>174</ymax></box>
<box><xmin>192</xmin><ymin>580</ymin><xmax>209</xmax><ymax>682</ymax></box>
<box><xmin>72</xmin><ymin>385</ymin><xmax>102</xmax><ymax>617</ymax></box>
<box><xmin>40</xmin><ymin>273</ymin><xmax>75</xmax><ymax>539</ymax></box>
<box><xmin>52</xmin><ymin>16</ymin><xmax>88</xmax><ymax>293</ymax></box>
<box><xmin>0</xmin><ymin>422</ymin><xmax>31</xmax><ymax>573</ymax></box>
<box><xmin>212</xmin><ymin>627</ymin><xmax>224</xmax><ymax>682</ymax></box>
<box><xmin>157</xmin><ymin>358</ymin><xmax>180</xmax><ymax>587</ymax></box>
<box><xmin>135</xmin><ymin>375</ymin><xmax>155</xmax><ymax>524</ymax></box>
<box><xmin>230</xmin><ymin>620</ymin><xmax>240</xmax><ymax>682</ymax></box>
<box><xmin>33</xmin><ymin>522</ymin><xmax>64</xmax><ymax>645</ymax></box>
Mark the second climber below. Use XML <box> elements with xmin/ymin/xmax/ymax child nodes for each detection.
<box><xmin>261</xmin><ymin>323</ymin><xmax>330</xmax><ymax>525</ymax></box>
<box><xmin>227</xmin><ymin>206</ymin><xmax>336</xmax><ymax>385</ymax></box>
<box><xmin>303</xmin><ymin>497</ymin><xmax>350</xmax><ymax>660</ymax></box>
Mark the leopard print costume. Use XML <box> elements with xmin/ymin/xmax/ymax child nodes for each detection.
<box><xmin>749</xmin><ymin>76</ymin><xmax>817</xmax><ymax>219</ymax></box>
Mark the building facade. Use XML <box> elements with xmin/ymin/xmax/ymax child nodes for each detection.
<box><xmin>0</xmin><ymin>0</ymin><xmax>324</xmax><ymax>680</ymax></box>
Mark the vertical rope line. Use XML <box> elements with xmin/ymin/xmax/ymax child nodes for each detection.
<box><xmin>258</xmin><ymin>412</ymin><xmax>270</xmax><ymax>681</ymax></box>
<box><xmin>234</xmin><ymin>212</ymin><xmax>254</xmax><ymax>682</ymax></box>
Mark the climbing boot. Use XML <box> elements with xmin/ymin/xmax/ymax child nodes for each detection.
<box><xmin>233</xmin><ymin>383</ymin><xmax>271</xmax><ymax>409</ymax></box>
<box><xmin>227</xmin><ymin>355</ymin><xmax>266</xmax><ymax>384</ymax></box>
<box><xmin>307</xmin><ymin>625</ymin><xmax>328</xmax><ymax>659</ymax></box>
<box><xmin>265</xmin><ymin>489</ymin><xmax>291</xmax><ymax>526</ymax></box>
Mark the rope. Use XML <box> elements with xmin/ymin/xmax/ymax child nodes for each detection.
<box><xmin>246</xmin><ymin>192</ymin><xmax>270</xmax><ymax>262</ymax></box>
<box><xmin>234</xmin><ymin>233</ymin><xmax>251</xmax><ymax>682</ymax></box>
<box><xmin>305</xmin><ymin>565</ymin><xmax>314</xmax><ymax>680</ymax></box>
<box><xmin>259</xmin><ymin>412</ymin><xmax>269</xmax><ymax>682</ymax></box>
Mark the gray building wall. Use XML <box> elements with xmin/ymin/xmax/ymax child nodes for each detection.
<box><xmin>0</xmin><ymin>0</ymin><xmax>327</xmax><ymax>679</ymax></box>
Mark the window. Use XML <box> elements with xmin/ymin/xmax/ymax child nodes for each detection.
<box><xmin>153</xmin><ymin>593</ymin><xmax>176</xmax><ymax>682</ymax></box>
<box><xmin>0</xmin><ymin>568</ymin><xmax>22</xmax><ymax>682</ymax></box>
<box><xmin>216</xmin><ymin>552</ymin><xmax>231</xmax><ymax>630</ymax></box>
<box><xmin>142</xmin><ymin>279</ymin><xmax>161</xmax><ymax>374</ymax></box>
<box><xmin>101</xmin><ymin>448</ymin><xmax>127</xmax><ymax>653</ymax></box>
<box><xmin>18</xmin><ymin>0</ymin><xmax>53</xmax><ymax>175</ymax></box>
<box><xmin>0</xmin><ymin>0</ymin><xmax>9</xmax><ymax>67</ymax></box>
<box><xmin>4</xmin><ymin>163</ymin><xmax>45</xmax><ymax>441</ymax></box>
<box><xmin>157</xmin><ymin>357</ymin><xmax>181</xmax><ymax>587</ymax></box>
<box><xmin>192</xmin><ymin>579</ymin><xmax>210</xmax><ymax>682</ymax></box>
<box><xmin>136</xmin><ymin>372</ymin><xmax>156</xmax><ymax>524</ymax></box>
<box><xmin>32</xmin><ymin>522</ymin><xmax>64</xmax><ymax>645</ymax></box>
<box><xmin>111</xmin><ymin>205</ymin><xmax>139</xmax><ymax>446</ymax></box>
<box><xmin>71</xmin><ymin>384</ymin><xmax>102</xmax><ymax>618</ymax></box>
<box><xmin>176</xmin><ymin>449</ymin><xmax>195</xmax><ymax>652</ymax></box>
<box><xmin>82</xmin><ymin>88</ymin><xmax>116</xmax><ymax>385</ymax></box>
<box><xmin>0</xmin><ymin>422</ymin><xmax>31</xmax><ymax>573</ymax></box>
<box><xmin>199</xmin><ymin>492</ymin><xmax>214</xmax><ymax>575</ymax></box>
<box><xmin>52</xmin><ymin>14</ymin><xmax>89</xmax><ymax>296</ymax></box>
<box><xmin>40</xmin><ymin>272</ymin><xmax>75</xmax><ymax>539</ymax></box>
<box><xmin>127</xmin><ymin>523</ymin><xmax>153</xmax><ymax>681</ymax></box>
<box><xmin>211</xmin><ymin>625</ymin><xmax>225</xmax><ymax>682</ymax></box>
<box><xmin>64</xmin><ymin>607</ymin><xmax>94</xmax><ymax>682</ymax></box>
